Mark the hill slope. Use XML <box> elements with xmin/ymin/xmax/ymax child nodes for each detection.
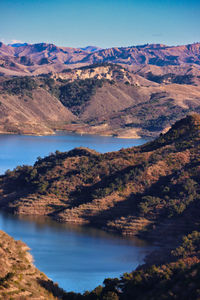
<box><xmin>0</xmin><ymin>64</ymin><xmax>200</xmax><ymax>137</ymax></box>
<box><xmin>1</xmin><ymin>41</ymin><xmax>200</xmax><ymax>137</ymax></box>
<box><xmin>0</xmin><ymin>75</ymin><xmax>76</xmax><ymax>135</ymax></box>
<box><xmin>0</xmin><ymin>114</ymin><xmax>199</xmax><ymax>244</ymax></box>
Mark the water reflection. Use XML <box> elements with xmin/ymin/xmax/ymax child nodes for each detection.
<box><xmin>16</xmin><ymin>214</ymin><xmax>149</xmax><ymax>247</ymax></box>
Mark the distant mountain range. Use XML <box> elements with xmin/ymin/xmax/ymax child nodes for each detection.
<box><xmin>8</xmin><ymin>43</ymin><xmax>101</xmax><ymax>52</ymax></box>
<box><xmin>0</xmin><ymin>42</ymin><xmax>200</xmax><ymax>76</ymax></box>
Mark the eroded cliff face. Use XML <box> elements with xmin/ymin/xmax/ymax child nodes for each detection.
<box><xmin>0</xmin><ymin>230</ymin><xmax>67</xmax><ymax>299</ymax></box>
<box><xmin>54</xmin><ymin>65</ymin><xmax>134</xmax><ymax>83</ymax></box>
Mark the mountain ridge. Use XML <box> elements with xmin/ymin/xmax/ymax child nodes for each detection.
<box><xmin>0</xmin><ymin>42</ymin><xmax>200</xmax><ymax>76</ymax></box>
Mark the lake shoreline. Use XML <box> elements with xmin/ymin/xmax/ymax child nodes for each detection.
<box><xmin>0</xmin><ymin>127</ymin><xmax>154</xmax><ymax>140</ymax></box>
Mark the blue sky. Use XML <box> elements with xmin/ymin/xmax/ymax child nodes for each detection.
<box><xmin>0</xmin><ymin>0</ymin><xmax>200</xmax><ymax>48</ymax></box>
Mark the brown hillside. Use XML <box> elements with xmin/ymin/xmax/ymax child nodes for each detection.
<box><xmin>0</xmin><ymin>115</ymin><xmax>199</xmax><ymax>244</ymax></box>
<box><xmin>0</xmin><ymin>84</ymin><xmax>76</xmax><ymax>135</ymax></box>
<box><xmin>0</xmin><ymin>65</ymin><xmax>200</xmax><ymax>137</ymax></box>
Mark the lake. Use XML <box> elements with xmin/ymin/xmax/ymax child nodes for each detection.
<box><xmin>0</xmin><ymin>133</ymin><xmax>147</xmax><ymax>175</ymax></box>
<box><xmin>0</xmin><ymin>133</ymin><xmax>152</xmax><ymax>293</ymax></box>
<box><xmin>0</xmin><ymin>212</ymin><xmax>153</xmax><ymax>293</ymax></box>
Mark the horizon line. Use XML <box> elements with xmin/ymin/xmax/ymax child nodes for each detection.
<box><xmin>1</xmin><ymin>41</ymin><xmax>200</xmax><ymax>50</ymax></box>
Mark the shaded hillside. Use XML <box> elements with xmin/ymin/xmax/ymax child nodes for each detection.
<box><xmin>0</xmin><ymin>115</ymin><xmax>199</xmax><ymax>243</ymax></box>
<box><xmin>0</xmin><ymin>230</ymin><xmax>69</xmax><ymax>299</ymax></box>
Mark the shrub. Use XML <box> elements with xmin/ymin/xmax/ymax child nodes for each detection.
<box><xmin>2</xmin><ymin>77</ymin><xmax>37</xmax><ymax>96</ymax></box>
<box><xmin>59</xmin><ymin>78</ymin><xmax>105</xmax><ymax>109</ymax></box>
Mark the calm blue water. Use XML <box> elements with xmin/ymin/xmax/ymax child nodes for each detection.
<box><xmin>0</xmin><ymin>212</ymin><xmax>153</xmax><ymax>293</ymax></box>
<box><xmin>0</xmin><ymin>133</ymin><xmax>147</xmax><ymax>175</ymax></box>
<box><xmin>0</xmin><ymin>133</ymin><xmax>151</xmax><ymax>293</ymax></box>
